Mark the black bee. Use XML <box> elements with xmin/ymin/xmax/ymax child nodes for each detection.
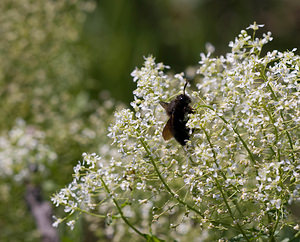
<box><xmin>160</xmin><ymin>82</ymin><xmax>193</xmax><ymax>146</ymax></box>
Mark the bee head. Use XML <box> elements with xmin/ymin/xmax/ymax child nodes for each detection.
<box><xmin>175</xmin><ymin>94</ymin><xmax>191</xmax><ymax>105</ymax></box>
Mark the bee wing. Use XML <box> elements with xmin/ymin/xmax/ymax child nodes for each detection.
<box><xmin>160</xmin><ymin>101</ymin><xmax>169</xmax><ymax>112</ymax></box>
<box><xmin>162</xmin><ymin>117</ymin><xmax>174</xmax><ymax>140</ymax></box>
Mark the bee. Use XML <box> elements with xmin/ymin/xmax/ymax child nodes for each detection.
<box><xmin>160</xmin><ymin>81</ymin><xmax>193</xmax><ymax>146</ymax></box>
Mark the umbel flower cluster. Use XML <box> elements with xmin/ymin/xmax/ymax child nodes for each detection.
<box><xmin>52</xmin><ymin>23</ymin><xmax>299</xmax><ymax>241</ymax></box>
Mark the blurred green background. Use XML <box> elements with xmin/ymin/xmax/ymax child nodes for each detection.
<box><xmin>83</xmin><ymin>0</ymin><xmax>300</xmax><ymax>103</ymax></box>
<box><xmin>0</xmin><ymin>0</ymin><xmax>299</xmax><ymax>241</ymax></box>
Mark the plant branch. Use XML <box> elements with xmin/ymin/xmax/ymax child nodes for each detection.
<box><xmin>99</xmin><ymin>176</ymin><xmax>147</xmax><ymax>239</ymax></box>
<box><xmin>140</xmin><ymin>138</ymin><xmax>232</xmax><ymax>229</ymax></box>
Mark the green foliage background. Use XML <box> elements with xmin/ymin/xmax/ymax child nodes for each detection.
<box><xmin>0</xmin><ymin>0</ymin><xmax>299</xmax><ymax>241</ymax></box>
<box><xmin>84</xmin><ymin>0</ymin><xmax>300</xmax><ymax>102</ymax></box>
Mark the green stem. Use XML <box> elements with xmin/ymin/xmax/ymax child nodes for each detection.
<box><xmin>140</xmin><ymin>138</ymin><xmax>232</xmax><ymax>229</ymax></box>
<box><xmin>201</xmin><ymin>126</ymin><xmax>244</xmax><ymax>217</ymax></box>
<box><xmin>285</xmin><ymin>131</ymin><xmax>295</xmax><ymax>163</ymax></box>
<box><xmin>198</xmin><ymin>105</ymin><xmax>256</xmax><ymax>165</ymax></box>
<box><xmin>75</xmin><ymin>207</ymin><xmax>108</xmax><ymax>219</ymax></box>
<box><xmin>260</xmin><ymin>66</ymin><xmax>296</xmax><ymax>239</ymax></box>
<box><xmin>200</xmin><ymin>126</ymin><xmax>249</xmax><ymax>241</ymax></box>
<box><xmin>222</xmin><ymin>116</ymin><xmax>256</xmax><ymax>165</ymax></box>
<box><xmin>260</xmin><ymin>66</ymin><xmax>295</xmax><ymax>163</ymax></box>
<box><xmin>269</xmin><ymin>210</ymin><xmax>280</xmax><ymax>241</ymax></box>
<box><xmin>99</xmin><ymin>177</ymin><xmax>147</xmax><ymax>238</ymax></box>
<box><xmin>214</xmin><ymin>178</ymin><xmax>250</xmax><ymax>242</ymax></box>
<box><xmin>140</xmin><ymin>139</ymin><xmax>204</xmax><ymax>217</ymax></box>
<box><xmin>263</xmin><ymin>105</ymin><xmax>281</xmax><ymax>163</ymax></box>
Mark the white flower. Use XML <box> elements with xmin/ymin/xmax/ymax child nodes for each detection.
<box><xmin>246</xmin><ymin>22</ymin><xmax>264</xmax><ymax>30</ymax></box>
<box><xmin>66</xmin><ymin>220</ymin><xmax>76</xmax><ymax>230</ymax></box>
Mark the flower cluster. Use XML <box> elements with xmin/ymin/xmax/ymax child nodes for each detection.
<box><xmin>185</xmin><ymin>22</ymin><xmax>299</xmax><ymax>239</ymax></box>
<box><xmin>0</xmin><ymin>119</ymin><xmax>57</xmax><ymax>182</ymax></box>
<box><xmin>52</xmin><ymin>23</ymin><xmax>299</xmax><ymax>241</ymax></box>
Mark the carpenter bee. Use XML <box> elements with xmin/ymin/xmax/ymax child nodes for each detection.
<box><xmin>160</xmin><ymin>81</ymin><xmax>193</xmax><ymax>146</ymax></box>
